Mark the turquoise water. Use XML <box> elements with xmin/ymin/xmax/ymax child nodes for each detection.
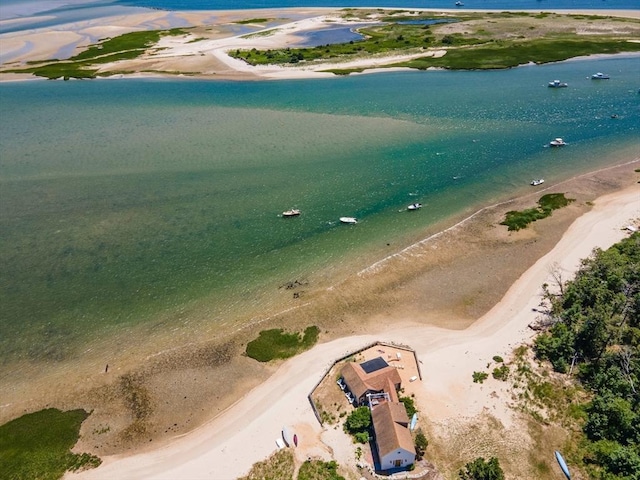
<box><xmin>0</xmin><ymin>56</ymin><xmax>639</xmax><ymax>373</ymax></box>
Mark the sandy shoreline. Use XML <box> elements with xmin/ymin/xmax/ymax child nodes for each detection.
<box><xmin>1</xmin><ymin>7</ymin><xmax>639</xmax><ymax>82</ymax></box>
<box><xmin>65</xmin><ymin>176</ymin><xmax>639</xmax><ymax>479</ymax></box>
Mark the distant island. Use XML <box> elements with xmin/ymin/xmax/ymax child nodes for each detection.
<box><xmin>2</xmin><ymin>9</ymin><xmax>640</xmax><ymax>81</ymax></box>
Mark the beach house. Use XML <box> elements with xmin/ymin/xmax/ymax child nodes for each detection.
<box><xmin>340</xmin><ymin>356</ymin><xmax>416</xmax><ymax>471</ymax></box>
<box><xmin>340</xmin><ymin>357</ymin><xmax>401</xmax><ymax>406</ymax></box>
<box><xmin>371</xmin><ymin>400</ymin><xmax>416</xmax><ymax>470</ymax></box>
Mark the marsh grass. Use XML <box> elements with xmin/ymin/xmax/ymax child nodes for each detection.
<box><xmin>0</xmin><ymin>408</ymin><xmax>101</xmax><ymax>480</ymax></box>
<box><xmin>246</xmin><ymin>326</ymin><xmax>320</xmax><ymax>362</ymax></box>
<box><xmin>501</xmin><ymin>194</ymin><xmax>574</xmax><ymax>231</ymax></box>
<box><xmin>7</xmin><ymin>29</ymin><xmax>187</xmax><ymax>79</ymax></box>
<box><xmin>234</xmin><ymin>18</ymin><xmax>272</xmax><ymax>24</ymax></box>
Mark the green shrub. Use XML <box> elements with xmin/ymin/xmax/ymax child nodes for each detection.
<box><xmin>344</xmin><ymin>406</ymin><xmax>371</xmax><ymax>434</ymax></box>
<box><xmin>473</xmin><ymin>371</ymin><xmax>489</xmax><ymax>383</ymax></box>
<box><xmin>492</xmin><ymin>365</ymin><xmax>510</xmax><ymax>381</ymax></box>
<box><xmin>415</xmin><ymin>430</ymin><xmax>429</xmax><ymax>460</ymax></box>
<box><xmin>400</xmin><ymin>396</ymin><xmax>417</xmax><ymax>417</ymax></box>
<box><xmin>459</xmin><ymin>457</ymin><xmax>505</xmax><ymax>480</ymax></box>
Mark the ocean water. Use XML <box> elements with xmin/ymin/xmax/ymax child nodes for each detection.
<box><xmin>1</xmin><ymin>56</ymin><xmax>639</xmax><ymax>380</ymax></box>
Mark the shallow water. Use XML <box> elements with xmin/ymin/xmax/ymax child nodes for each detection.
<box><xmin>0</xmin><ymin>56</ymin><xmax>639</xmax><ymax>385</ymax></box>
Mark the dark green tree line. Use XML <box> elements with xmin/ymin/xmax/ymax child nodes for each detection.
<box><xmin>534</xmin><ymin>233</ymin><xmax>640</xmax><ymax>479</ymax></box>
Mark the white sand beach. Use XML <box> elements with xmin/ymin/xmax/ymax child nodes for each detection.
<box><xmin>67</xmin><ymin>183</ymin><xmax>639</xmax><ymax>479</ymax></box>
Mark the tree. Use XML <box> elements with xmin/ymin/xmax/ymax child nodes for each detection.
<box><xmin>459</xmin><ymin>457</ymin><xmax>505</xmax><ymax>480</ymax></box>
<box><xmin>344</xmin><ymin>407</ymin><xmax>371</xmax><ymax>435</ymax></box>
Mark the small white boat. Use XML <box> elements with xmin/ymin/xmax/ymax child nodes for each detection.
<box><xmin>548</xmin><ymin>80</ymin><xmax>568</xmax><ymax>88</ymax></box>
<box><xmin>531</xmin><ymin>179</ymin><xmax>545</xmax><ymax>186</ymax></box>
<box><xmin>339</xmin><ymin>216</ymin><xmax>358</xmax><ymax>224</ymax></box>
<box><xmin>549</xmin><ymin>137</ymin><xmax>566</xmax><ymax>147</ymax></box>
<box><xmin>455</xmin><ymin>1</ymin><xmax>464</xmax><ymax>5</ymax></box>
<box><xmin>407</xmin><ymin>203</ymin><xmax>422</xmax><ymax>210</ymax></box>
<box><xmin>282</xmin><ymin>209</ymin><xmax>300</xmax><ymax>217</ymax></box>
<box><xmin>591</xmin><ymin>72</ymin><xmax>610</xmax><ymax>80</ymax></box>
<box><xmin>275</xmin><ymin>438</ymin><xmax>285</xmax><ymax>449</ymax></box>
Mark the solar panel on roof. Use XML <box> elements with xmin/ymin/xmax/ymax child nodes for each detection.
<box><xmin>360</xmin><ymin>357</ymin><xmax>388</xmax><ymax>374</ymax></box>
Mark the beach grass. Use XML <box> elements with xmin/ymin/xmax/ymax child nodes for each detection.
<box><xmin>297</xmin><ymin>460</ymin><xmax>346</xmax><ymax>480</ymax></box>
<box><xmin>0</xmin><ymin>408</ymin><xmax>101</xmax><ymax>480</ymax></box>
<box><xmin>238</xmin><ymin>448</ymin><xmax>295</xmax><ymax>480</ymax></box>
<box><xmin>245</xmin><ymin>326</ymin><xmax>320</xmax><ymax>362</ymax></box>
<box><xmin>501</xmin><ymin>194</ymin><xmax>575</xmax><ymax>231</ymax></box>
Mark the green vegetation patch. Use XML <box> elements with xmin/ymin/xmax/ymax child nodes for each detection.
<box><xmin>234</xmin><ymin>18</ymin><xmax>273</xmax><ymax>24</ymax></box>
<box><xmin>0</xmin><ymin>408</ymin><xmax>101</xmax><ymax>480</ymax></box>
<box><xmin>532</xmin><ymin>233</ymin><xmax>640</xmax><ymax>478</ymax></box>
<box><xmin>298</xmin><ymin>459</ymin><xmax>346</xmax><ymax>480</ymax></box>
<box><xmin>229</xmin><ymin>12</ymin><xmax>640</xmax><ymax>71</ymax></box>
<box><xmin>7</xmin><ymin>28</ymin><xmax>187</xmax><ymax>79</ymax></box>
<box><xmin>472</xmin><ymin>371</ymin><xmax>489</xmax><ymax>383</ymax></box>
<box><xmin>238</xmin><ymin>448</ymin><xmax>294</xmax><ymax>480</ymax></box>
<box><xmin>501</xmin><ymin>193</ymin><xmax>574</xmax><ymax>231</ymax></box>
<box><xmin>344</xmin><ymin>406</ymin><xmax>371</xmax><ymax>444</ymax></box>
<box><xmin>459</xmin><ymin>457</ymin><xmax>505</xmax><ymax>480</ymax></box>
<box><xmin>246</xmin><ymin>325</ymin><xmax>319</xmax><ymax>362</ymax></box>
<box><xmin>400</xmin><ymin>38</ymin><xmax>640</xmax><ymax>70</ymax></box>
<box><xmin>400</xmin><ymin>396</ymin><xmax>417</xmax><ymax>417</ymax></box>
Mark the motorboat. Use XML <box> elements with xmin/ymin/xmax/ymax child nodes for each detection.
<box><xmin>407</xmin><ymin>203</ymin><xmax>422</xmax><ymax>210</ymax></box>
<box><xmin>339</xmin><ymin>217</ymin><xmax>358</xmax><ymax>224</ymax></box>
<box><xmin>548</xmin><ymin>80</ymin><xmax>568</xmax><ymax>88</ymax></box>
<box><xmin>530</xmin><ymin>179</ymin><xmax>545</xmax><ymax>186</ymax></box>
<box><xmin>282</xmin><ymin>208</ymin><xmax>301</xmax><ymax>217</ymax></box>
<box><xmin>455</xmin><ymin>1</ymin><xmax>464</xmax><ymax>5</ymax></box>
<box><xmin>591</xmin><ymin>72</ymin><xmax>610</xmax><ymax>79</ymax></box>
<box><xmin>549</xmin><ymin>138</ymin><xmax>566</xmax><ymax>147</ymax></box>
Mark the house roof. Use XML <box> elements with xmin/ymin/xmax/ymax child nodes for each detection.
<box><xmin>372</xmin><ymin>401</ymin><xmax>416</xmax><ymax>458</ymax></box>
<box><xmin>341</xmin><ymin>358</ymin><xmax>402</xmax><ymax>401</ymax></box>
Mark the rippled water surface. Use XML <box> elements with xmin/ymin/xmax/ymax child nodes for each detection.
<box><xmin>1</xmin><ymin>55</ymin><xmax>638</xmax><ymax>378</ymax></box>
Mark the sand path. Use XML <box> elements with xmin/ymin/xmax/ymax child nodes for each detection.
<box><xmin>68</xmin><ymin>184</ymin><xmax>639</xmax><ymax>479</ymax></box>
